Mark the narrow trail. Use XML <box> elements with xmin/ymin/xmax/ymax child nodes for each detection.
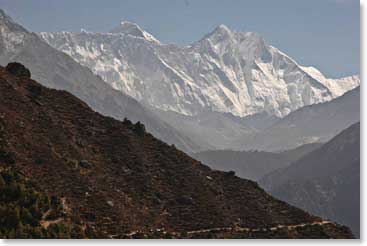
<box><xmin>40</xmin><ymin>209</ymin><xmax>64</xmax><ymax>229</ymax></box>
<box><xmin>121</xmin><ymin>220</ymin><xmax>334</xmax><ymax>238</ymax></box>
<box><xmin>40</xmin><ymin>218</ymin><xmax>64</xmax><ymax>229</ymax></box>
<box><xmin>186</xmin><ymin>220</ymin><xmax>333</xmax><ymax>235</ymax></box>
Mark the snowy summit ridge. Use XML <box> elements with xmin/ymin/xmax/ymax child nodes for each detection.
<box><xmin>39</xmin><ymin>22</ymin><xmax>360</xmax><ymax>117</ymax></box>
<box><xmin>109</xmin><ymin>21</ymin><xmax>160</xmax><ymax>43</ymax></box>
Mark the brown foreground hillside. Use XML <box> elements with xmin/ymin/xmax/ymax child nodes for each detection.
<box><xmin>0</xmin><ymin>64</ymin><xmax>353</xmax><ymax>238</ymax></box>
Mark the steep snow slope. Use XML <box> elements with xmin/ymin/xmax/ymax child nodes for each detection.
<box><xmin>40</xmin><ymin>22</ymin><xmax>360</xmax><ymax>117</ymax></box>
<box><xmin>0</xmin><ymin>9</ymin><xmax>202</xmax><ymax>153</ymax></box>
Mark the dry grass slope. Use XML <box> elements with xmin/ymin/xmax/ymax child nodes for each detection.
<box><xmin>0</xmin><ymin>64</ymin><xmax>354</xmax><ymax>239</ymax></box>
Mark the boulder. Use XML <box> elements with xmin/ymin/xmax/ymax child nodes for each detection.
<box><xmin>5</xmin><ymin>62</ymin><xmax>31</xmax><ymax>78</ymax></box>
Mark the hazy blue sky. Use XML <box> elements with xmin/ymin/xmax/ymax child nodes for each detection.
<box><xmin>0</xmin><ymin>0</ymin><xmax>359</xmax><ymax>77</ymax></box>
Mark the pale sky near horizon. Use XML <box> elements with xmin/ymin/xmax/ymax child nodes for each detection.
<box><xmin>0</xmin><ymin>0</ymin><xmax>360</xmax><ymax>78</ymax></box>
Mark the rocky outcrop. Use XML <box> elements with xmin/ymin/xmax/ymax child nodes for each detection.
<box><xmin>5</xmin><ymin>62</ymin><xmax>31</xmax><ymax>78</ymax></box>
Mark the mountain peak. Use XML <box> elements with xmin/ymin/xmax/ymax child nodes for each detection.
<box><xmin>215</xmin><ymin>24</ymin><xmax>231</xmax><ymax>33</ymax></box>
<box><xmin>211</xmin><ymin>24</ymin><xmax>233</xmax><ymax>37</ymax></box>
<box><xmin>112</xmin><ymin>21</ymin><xmax>142</xmax><ymax>32</ymax></box>
<box><xmin>0</xmin><ymin>8</ymin><xmax>16</xmax><ymax>24</ymax></box>
<box><xmin>0</xmin><ymin>9</ymin><xmax>28</xmax><ymax>32</ymax></box>
<box><xmin>0</xmin><ymin>8</ymin><xmax>14</xmax><ymax>24</ymax></box>
<box><xmin>0</xmin><ymin>9</ymin><xmax>29</xmax><ymax>53</ymax></box>
<box><xmin>209</xmin><ymin>24</ymin><xmax>267</xmax><ymax>44</ymax></box>
<box><xmin>0</xmin><ymin>8</ymin><xmax>8</xmax><ymax>18</ymax></box>
<box><xmin>109</xmin><ymin>20</ymin><xmax>159</xmax><ymax>43</ymax></box>
<box><xmin>197</xmin><ymin>24</ymin><xmax>234</xmax><ymax>44</ymax></box>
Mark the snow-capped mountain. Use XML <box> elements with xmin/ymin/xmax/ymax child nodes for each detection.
<box><xmin>1</xmin><ymin>9</ymin><xmax>360</xmax><ymax>152</ymax></box>
<box><xmin>40</xmin><ymin>22</ymin><xmax>360</xmax><ymax>117</ymax></box>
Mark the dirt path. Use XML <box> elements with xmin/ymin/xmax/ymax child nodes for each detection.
<box><xmin>121</xmin><ymin>220</ymin><xmax>334</xmax><ymax>238</ymax></box>
<box><xmin>40</xmin><ymin>209</ymin><xmax>64</xmax><ymax>229</ymax></box>
<box><xmin>186</xmin><ymin>220</ymin><xmax>333</xmax><ymax>235</ymax></box>
<box><xmin>40</xmin><ymin>218</ymin><xmax>64</xmax><ymax>229</ymax></box>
